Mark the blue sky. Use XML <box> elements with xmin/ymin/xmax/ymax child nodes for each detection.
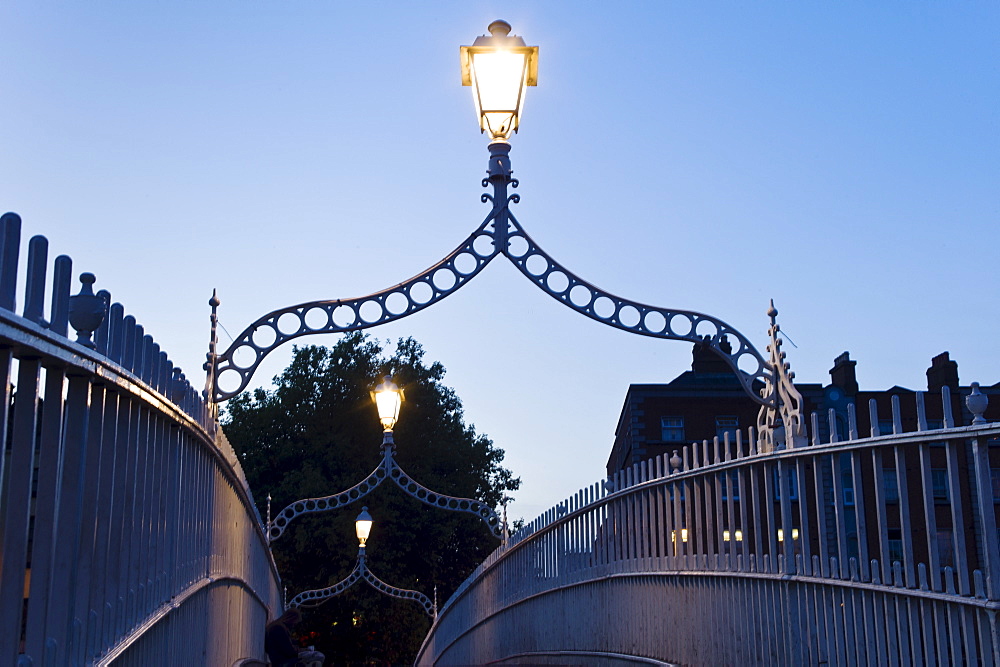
<box><xmin>2</xmin><ymin>2</ymin><xmax>998</xmax><ymax>521</ymax></box>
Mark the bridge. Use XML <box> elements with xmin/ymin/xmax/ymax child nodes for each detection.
<box><xmin>0</xmin><ymin>27</ymin><xmax>996</xmax><ymax>661</ymax></box>
<box><xmin>3</xmin><ymin>197</ymin><xmax>999</xmax><ymax>665</ymax></box>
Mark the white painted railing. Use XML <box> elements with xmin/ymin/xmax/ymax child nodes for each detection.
<box><xmin>0</xmin><ymin>213</ymin><xmax>282</xmax><ymax>666</ymax></box>
<box><xmin>418</xmin><ymin>390</ymin><xmax>1000</xmax><ymax>665</ymax></box>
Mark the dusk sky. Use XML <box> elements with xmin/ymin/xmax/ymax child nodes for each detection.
<box><xmin>2</xmin><ymin>2</ymin><xmax>997</xmax><ymax>521</ymax></box>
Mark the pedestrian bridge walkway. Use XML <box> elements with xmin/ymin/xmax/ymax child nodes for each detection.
<box><xmin>417</xmin><ymin>398</ymin><xmax>1000</xmax><ymax>665</ymax></box>
<box><xmin>2</xmin><ymin>210</ymin><xmax>998</xmax><ymax>665</ymax></box>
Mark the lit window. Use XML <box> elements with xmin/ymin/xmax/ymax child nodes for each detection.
<box><xmin>661</xmin><ymin>416</ymin><xmax>685</xmax><ymax>442</ymax></box>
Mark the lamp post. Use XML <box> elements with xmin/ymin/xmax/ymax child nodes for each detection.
<box><xmin>267</xmin><ymin>374</ymin><xmax>506</xmax><ymax>543</ymax></box>
<box><xmin>289</xmin><ymin>507</ymin><xmax>436</xmax><ymax>618</ymax></box>
<box><xmin>209</xmin><ymin>22</ymin><xmax>806</xmax><ymax>557</ymax></box>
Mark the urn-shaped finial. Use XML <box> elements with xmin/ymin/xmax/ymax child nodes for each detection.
<box><xmin>967</xmin><ymin>382</ymin><xmax>989</xmax><ymax>425</ymax></box>
<box><xmin>670</xmin><ymin>450</ymin><xmax>683</xmax><ymax>474</ymax></box>
<box><xmin>68</xmin><ymin>273</ymin><xmax>107</xmax><ymax>349</ymax></box>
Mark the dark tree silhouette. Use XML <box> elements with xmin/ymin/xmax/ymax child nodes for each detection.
<box><xmin>224</xmin><ymin>332</ymin><xmax>520</xmax><ymax>665</ymax></box>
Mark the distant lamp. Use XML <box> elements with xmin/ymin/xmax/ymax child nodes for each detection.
<box><xmin>371</xmin><ymin>375</ymin><xmax>403</xmax><ymax>431</ymax></box>
<box><xmin>355</xmin><ymin>506</ymin><xmax>373</xmax><ymax>548</ymax></box>
<box><xmin>461</xmin><ymin>20</ymin><xmax>538</xmax><ymax>142</ymax></box>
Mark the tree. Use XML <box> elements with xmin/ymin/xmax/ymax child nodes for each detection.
<box><xmin>224</xmin><ymin>333</ymin><xmax>520</xmax><ymax>664</ymax></box>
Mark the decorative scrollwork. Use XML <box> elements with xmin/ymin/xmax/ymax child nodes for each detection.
<box><xmin>290</xmin><ymin>552</ymin><xmax>436</xmax><ymax>618</ymax></box>
<box><xmin>267</xmin><ymin>463</ymin><xmax>388</xmax><ymax>542</ymax></box>
<box><xmin>212</xmin><ymin>212</ymin><xmax>503</xmax><ymax>402</ymax></box>
<box><xmin>267</xmin><ymin>444</ymin><xmax>504</xmax><ymax>542</ymax></box>
<box><xmin>387</xmin><ymin>458</ymin><xmax>504</xmax><ymax>539</ymax></box>
<box><xmin>756</xmin><ymin>301</ymin><xmax>807</xmax><ymax>451</ymax></box>
<box><xmin>209</xmin><ymin>143</ymin><xmax>775</xmax><ymax>410</ymax></box>
<box><xmin>500</xmin><ymin>213</ymin><xmax>775</xmax><ymax>407</ymax></box>
<box><xmin>290</xmin><ymin>566</ymin><xmax>362</xmax><ymax>608</ymax></box>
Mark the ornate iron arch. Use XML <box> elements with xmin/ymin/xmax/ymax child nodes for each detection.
<box><xmin>288</xmin><ymin>548</ymin><xmax>436</xmax><ymax>618</ymax></box>
<box><xmin>208</xmin><ymin>142</ymin><xmax>776</xmax><ymax>409</ymax></box>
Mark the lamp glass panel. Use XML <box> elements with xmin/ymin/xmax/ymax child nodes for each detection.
<box><xmin>356</xmin><ymin>518</ymin><xmax>372</xmax><ymax>544</ymax></box>
<box><xmin>472</xmin><ymin>51</ymin><xmax>526</xmax><ymax>137</ymax></box>
<box><xmin>374</xmin><ymin>390</ymin><xmax>401</xmax><ymax>429</ymax></box>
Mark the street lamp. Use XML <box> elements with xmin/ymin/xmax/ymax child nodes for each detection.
<box><xmin>461</xmin><ymin>20</ymin><xmax>538</xmax><ymax>142</ymax></box>
<box><xmin>210</xmin><ymin>20</ymin><xmax>804</xmax><ymax>471</ymax></box>
<box><xmin>371</xmin><ymin>375</ymin><xmax>403</xmax><ymax>435</ymax></box>
<box><xmin>355</xmin><ymin>506</ymin><xmax>373</xmax><ymax>548</ymax></box>
<box><xmin>266</xmin><ymin>376</ymin><xmax>506</xmax><ymax>543</ymax></box>
<box><xmin>290</xmin><ymin>507</ymin><xmax>436</xmax><ymax>618</ymax></box>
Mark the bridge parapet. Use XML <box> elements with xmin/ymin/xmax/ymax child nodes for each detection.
<box><xmin>0</xmin><ymin>213</ymin><xmax>281</xmax><ymax>666</ymax></box>
<box><xmin>418</xmin><ymin>391</ymin><xmax>1000</xmax><ymax>665</ymax></box>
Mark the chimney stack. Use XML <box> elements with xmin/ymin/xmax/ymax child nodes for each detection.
<box><xmin>829</xmin><ymin>352</ymin><xmax>859</xmax><ymax>396</ymax></box>
<box><xmin>927</xmin><ymin>352</ymin><xmax>959</xmax><ymax>392</ymax></box>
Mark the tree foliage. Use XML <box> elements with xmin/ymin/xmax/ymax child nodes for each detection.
<box><xmin>224</xmin><ymin>333</ymin><xmax>520</xmax><ymax>664</ymax></box>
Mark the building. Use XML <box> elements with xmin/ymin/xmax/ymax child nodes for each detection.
<box><xmin>608</xmin><ymin>340</ymin><xmax>1000</xmax><ymax>477</ymax></box>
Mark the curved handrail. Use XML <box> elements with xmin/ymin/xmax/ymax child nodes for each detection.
<box><xmin>499</xmin><ymin>212</ymin><xmax>773</xmax><ymax>405</ymax></box>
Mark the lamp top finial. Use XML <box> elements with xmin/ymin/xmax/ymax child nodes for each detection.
<box><xmin>488</xmin><ymin>20</ymin><xmax>512</xmax><ymax>37</ymax></box>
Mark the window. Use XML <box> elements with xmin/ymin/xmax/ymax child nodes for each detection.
<box><xmin>661</xmin><ymin>416</ymin><xmax>685</xmax><ymax>442</ymax></box>
<box><xmin>883</xmin><ymin>469</ymin><xmax>899</xmax><ymax>503</ymax></box>
<box><xmin>936</xmin><ymin>530</ymin><xmax>955</xmax><ymax>568</ymax></box>
<box><xmin>931</xmin><ymin>468</ymin><xmax>949</xmax><ymax>502</ymax></box>
<box><xmin>842</xmin><ymin>468</ymin><xmax>855</xmax><ymax>506</ymax></box>
<box><xmin>887</xmin><ymin>528</ymin><xmax>903</xmax><ymax>565</ymax></box>
<box><xmin>715</xmin><ymin>416</ymin><xmax>739</xmax><ymax>441</ymax></box>
<box><xmin>877</xmin><ymin>420</ymin><xmax>895</xmax><ymax>436</ymax></box>
<box><xmin>722</xmin><ymin>470</ymin><xmax>740</xmax><ymax>501</ymax></box>
<box><xmin>773</xmin><ymin>468</ymin><xmax>799</xmax><ymax>500</ymax></box>
<box><xmin>991</xmin><ymin>468</ymin><xmax>1000</xmax><ymax>502</ymax></box>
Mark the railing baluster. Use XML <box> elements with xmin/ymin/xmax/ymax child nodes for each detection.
<box><xmin>0</xmin><ymin>212</ymin><xmax>22</xmax><ymax>311</ymax></box>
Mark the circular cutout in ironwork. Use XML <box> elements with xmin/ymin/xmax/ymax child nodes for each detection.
<box><xmin>385</xmin><ymin>291</ymin><xmax>409</xmax><ymax>315</ymax></box>
<box><xmin>593</xmin><ymin>296</ymin><xmax>615</xmax><ymax>319</ymax></box>
<box><xmin>569</xmin><ymin>285</ymin><xmax>592</xmax><ymax>308</ymax></box>
<box><xmin>525</xmin><ymin>254</ymin><xmax>548</xmax><ymax>277</ymax></box>
<box><xmin>304</xmin><ymin>307</ymin><xmax>329</xmax><ymax>331</ymax></box>
<box><xmin>252</xmin><ymin>326</ymin><xmax>277</xmax><ymax>348</ymax></box>
<box><xmin>278</xmin><ymin>312</ymin><xmax>302</xmax><ymax>336</ymax></box>
<box><xmin>409</xmin><ymin>281</ymin><xmax>433</xmax><ymax>305</ymax></box>
<box><xmin>618</xmin><ymin>305</ymin><xmax>641</xmax><ymax>328</ymax></box>
<box><xmin>454</xmin><ymin>252</ymin><xmax>477</xmax><ymax>275</ymax></box>
<box><xmin>473</xmin><ymin>234</ymin><xmax>496</xmax><ymax>257</ymax></box>
<box><xmin>231</xmin><ymin>345</ymin><xmax>258</xmax><ymax>370</ymax></box>
<box><xmin>507</xmin><ymin>236</ymin><xmax>529</xmax><ymax>258</ymax></box>
<box><xmin>432</xmin><ymin>268</ymin><xmax>457</xmax><ymax>292</ymax></box>
<box><xmin>695</xmin><ymin>319</ymin><xmax>718</xmax><ymax>340</ymax></box>
<box><xmin>359</xmin><ymin>300</ymin><xmax>384</xmax><ymax>324</ymax></box>
<box><xmin>643</xmin><ymin>311</ymin><xmax>667</xmax><ymax>334</ymax></box>
<box><xmin>217</xmin><ymin>368</ymin><xmax>245</xmax><ymax>395</ymax></box>
<box><xmin>669</xmin><ymin>313</ymin><xmax>693</xmax><ymax>336</ymax></box>
<box><xmin>737</xmin><ymin>351</ymin><xmax>762</xmax><ymax>376</ymax></box>
<box><xmin>332</xmin><ymin>304</ymin><xmax>357</xmax><ymax>328</ymax></box>
<box><xmin>546</xmin><ymin>271</ymin><xmax>569</xmax><ymax>294</ymax></box>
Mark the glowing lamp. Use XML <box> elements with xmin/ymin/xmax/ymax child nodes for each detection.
<box><xmin>461</xmin><ymin>20</ymin><xmax>538</xmax><ymax>142</ymax></box>
<box><xmin>371</xmin><ymin>375</ymin><xmax>403</xmax><ymax>431</ymax></box>
<box><xmin>355</xmin><ymin>506</ymin><xmax>373</xmax><ymax>548</ymax></box>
